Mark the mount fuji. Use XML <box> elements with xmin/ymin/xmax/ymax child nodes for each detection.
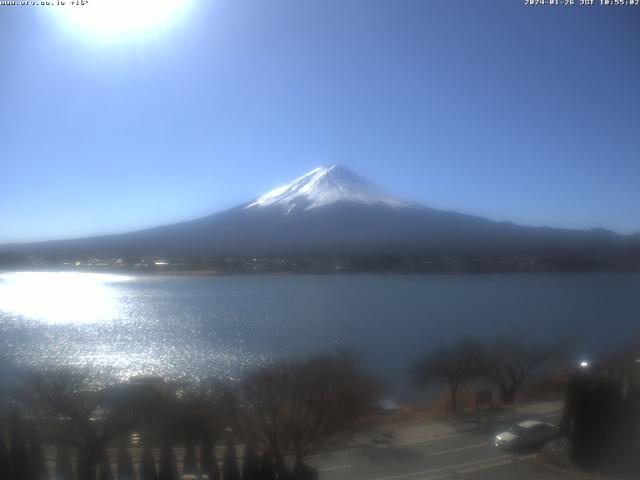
<box><xmin>245</xmin><ymin>165</ymin><xmax>409</xmax><ymax>213</ymax></box>
<box><xmin>2</xmin><ymin>165</ymin><xmax>638</xmax><ymax>262</ymax></box>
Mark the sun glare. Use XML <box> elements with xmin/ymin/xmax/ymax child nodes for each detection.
<box><xmin>0</xmin><ymin>272</ymin><xmax>130</xmax><ymax>324</ymax></box>
<box><xmin>50</xmin><ymin>0</ymin><xmax>192</xmax><ymax>41</ymax></box>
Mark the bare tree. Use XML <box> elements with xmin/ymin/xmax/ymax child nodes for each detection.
<box><xmin>235</xmin><ymin>350</ymin><xmax>381</xmax><ymax>471</ymax></box>
<box><xmin>171</xmin><ymin>376</ymin><xmax>227</xmax><ymax>444</ymax></box>
<box><xmin>233</xmin><ymin>363</ymin><xmax>291</xmax><ymax>461</ymax></box>
<box><xmin>413</xmin><ymin>339</ymin><xmax>486</xmax><ymax>414</ymax></box>
<box><xmin>20</xmin><ymin>370</ymin><xmax>149</xmax><ymax>480</ymax></box>
<box><xmin>483</xmin><ymin>338</ymin><xmax>557</xmax><ymax>403</ymax></box>
<box><xmin>286</xmin><ymin>351</ymin><xmax>380</xmax><ymax>468</ymax></box>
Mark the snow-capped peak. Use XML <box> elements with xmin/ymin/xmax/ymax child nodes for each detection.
<box><xmin>245</xmin><ymin>165</ymin><xmax>408</xmax><ymax>213</ymax></box>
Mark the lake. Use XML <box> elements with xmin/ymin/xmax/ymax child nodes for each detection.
<box><xmin>1</xmin><ymin>271</ymin><xmax>639</xmax><ymax>399</ymax></box>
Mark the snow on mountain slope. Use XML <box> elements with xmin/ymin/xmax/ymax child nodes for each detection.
<box><xmin>245</xmin><ymin>165</ymin><xmax>409</xmax><ymax>213</ymax></box>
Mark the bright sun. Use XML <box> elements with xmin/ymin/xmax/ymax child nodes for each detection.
<box><xmin>52</xmin><ymin>0</ymin><xmax>191</xmax><ymax>40</ymax></box>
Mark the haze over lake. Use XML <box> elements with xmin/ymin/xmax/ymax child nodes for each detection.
<box><xmin>1</xmin><ymin>271</ymin><xmax>639</xmax><ymax>398</ymax></box>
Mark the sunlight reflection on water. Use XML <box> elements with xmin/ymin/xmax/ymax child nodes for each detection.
<box><xmin>0</xmin><ymin>271</ymin><xmax>131</xmax><ymax>324</ymax></box>
<box><xmin>0</xmin><ymin>271</ymin><xmax>261</xmax><ymax>383</ymax></box>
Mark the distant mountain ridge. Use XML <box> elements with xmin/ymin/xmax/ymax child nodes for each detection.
<box><xmin>2</xmin><ymin>165</ymin><xmax>639</xmax><ymax>262</ymax></box>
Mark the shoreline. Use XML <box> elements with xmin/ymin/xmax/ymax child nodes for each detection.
<box><xmin>3</xmin><ymin>266</ymin><xmax>640</xmax><ymax>277</ymax></box>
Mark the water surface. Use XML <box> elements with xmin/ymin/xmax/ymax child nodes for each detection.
<box><xmin>1</xmin><ymin>271</ymin><xmax>638</xmax><ymax>397</ymax></box>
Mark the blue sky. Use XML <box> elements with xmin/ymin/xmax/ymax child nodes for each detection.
<box><xmin>1</xmin><ymin>0</ymin><xmax>639</xmax><ymax>243</ymax></box>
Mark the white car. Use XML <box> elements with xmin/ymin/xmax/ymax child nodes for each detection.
<box><xmin>494</xmin><ymin>420</ymin><xmax>558</xmax><ymax>451</ymax></box>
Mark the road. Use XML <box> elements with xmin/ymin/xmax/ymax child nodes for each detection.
<box><xmin>41</xmin><ymin>402</ymin><xmax>571</xmax><ymax>479</ymax></box>
<box><xmin>309</xmin><ymin>402</ymin><xmax>571</xmax><ymax>480</ymax></box>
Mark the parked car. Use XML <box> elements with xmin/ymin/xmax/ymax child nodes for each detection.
<box><xmin>494</xmin><ymin>420</ymin><xmax>558</xmax><ymax>451</ymax></box>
